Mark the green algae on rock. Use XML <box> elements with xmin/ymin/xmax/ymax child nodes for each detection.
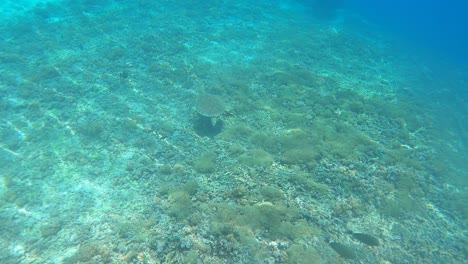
<box><xmin>287</xmin><ymin>244</ymin><xmax>321</xmax><ymax>264</ymax></box>
<box><xmin>194</xmin><ymin>152</ymin><xmax>217</xmax><ymax>174</ymax></box>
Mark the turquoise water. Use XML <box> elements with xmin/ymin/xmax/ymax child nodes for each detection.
<box><xmin>0</xmin><ymin>1</ymin><xmax>466</xmax><ymax>263</ymax></box>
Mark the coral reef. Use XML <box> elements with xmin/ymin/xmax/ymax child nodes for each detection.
<box><xmin>0</xmin><ymin>0</ymin><xmax>465</xmax><ymax>263</ymax></box>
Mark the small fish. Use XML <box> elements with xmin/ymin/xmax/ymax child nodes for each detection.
<box><xmin>352</xmin><ymin>233</ymin><xmax>380</xmax><ymax>246</ymax></box>
<box><xmin>329</xmin><ymin>242</ymin><xmax>356</xmax><ymax>259</ymax></box>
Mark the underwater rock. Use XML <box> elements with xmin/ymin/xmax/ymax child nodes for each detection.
<box><xmin>352</xmin><ymin>233</ymin><xmax>380</xmax><ymax>246</ymax></box>
<box><xmin>329</xmin><ymin>242</ymin><xmax>356</xmax><ymax>259</ymax></box>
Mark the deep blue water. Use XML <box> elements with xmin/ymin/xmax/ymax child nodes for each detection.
<box><xmin>303</xmin><ymin>0</ymin><xmax>468</xmax><ymax>64</ymax></box>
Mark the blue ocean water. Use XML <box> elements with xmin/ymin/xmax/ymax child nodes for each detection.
<box><xmin>0</xmin><ymin>0</ymin><xmax>466</xmax><ymax>263</ymax></box>
<box><xmin>346</xmin><ymin>0</ymin><xmax>468</xmax><ymax>64</ymax></box>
